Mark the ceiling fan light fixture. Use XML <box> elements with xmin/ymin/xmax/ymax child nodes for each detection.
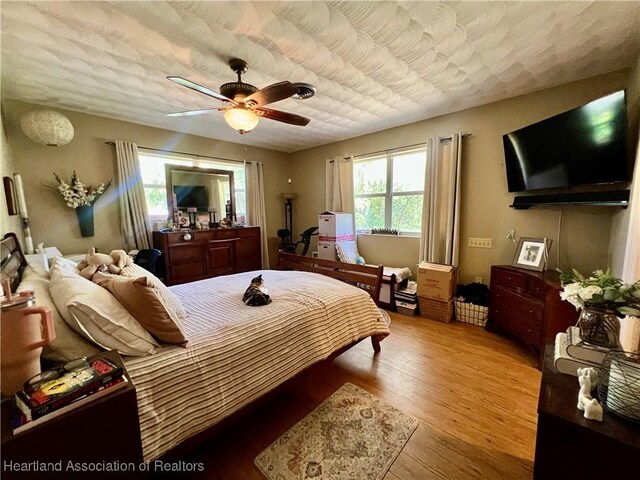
<box><xmin>224</xmin><ymin>107</ymin><xmax>259</xmax><ymax>134</ymax></box>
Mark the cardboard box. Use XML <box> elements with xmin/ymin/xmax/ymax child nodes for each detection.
<box><xmin>418</xmin><ymin>296</ymin><xmax>454</xmax><ymax>323</ymax></box>
<box><xmin>319</xmin><ymin>211</ymin><xmax>354</xmax><ymax>242</ymax></box>
<box><xmin>417</xmin><ymin>262</ymin><xmax>457</xmax><ymax>301</ymax></box>
<box><xmin>317</xmin><ymin>241</ymin><xmax>338</xmax><ymax>261</ymax></box>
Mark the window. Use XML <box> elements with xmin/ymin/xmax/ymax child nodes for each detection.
<box><xmin>138</xmin><ymin>151</ymin><xmax>246</xmax><ymax>222</ymax></box>
<box><xmin>354</xmin><ymin>147</ymin><xmax>426</xmax><ymax>234</ymax></box>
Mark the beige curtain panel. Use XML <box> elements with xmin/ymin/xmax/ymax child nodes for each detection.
<box><xmin>620</xmin><ymin>134</ymin><xmax>640</xmax><ymax>352</ymax></box>
<box><xmin>325</xmin><ymin>155</ymin><xmax>355</xmax><ymax>214</ymax></box>
<box><xmin>419</xmin><ymin>134</ymin><xmax>462</xmax><ymax>267</ymax></box>
<box><xmin>114</xmin><ymin>140</ymin><xmax>152</xmax><ymax>251</ymax></box>
<box><xmin>246</xmin><ymin>161</ymin><xmax>270</xmax><ymax>269</ymax></box>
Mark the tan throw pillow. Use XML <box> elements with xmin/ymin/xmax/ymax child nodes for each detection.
<box><xmin>93</xmin><ymin>272</ymin><xmax>188</xmax><ymax>346</ymax></box>
<box><xmin>49</xmin><ymin>265</ymin><xmax>159</xmax><ymax>357</ymax></box>
<box><xmin>120</xmin><ymin>264</ymin><xmax>187</xmax><ymax>320</ymax></box>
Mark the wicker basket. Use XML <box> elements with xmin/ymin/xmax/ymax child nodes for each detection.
<box><xmin>597</xmin><ymin>351</ymin><xmax>640</xmax><ymax>423</ymax></box>
<box><xmin>454</xmin><ymin>300</ymin><xmax>489</xmax><ymax>327</ymax></box>
<box><xmin>418</xmin><ymin>296</ymin><xmax>453</xmax><ymax>323</ymax></box>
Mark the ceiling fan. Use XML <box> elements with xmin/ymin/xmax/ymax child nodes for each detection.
<box><xmin>167</xmin><ymin>58</ymin><xmax>315</xmax><ymax>134</ymax></box>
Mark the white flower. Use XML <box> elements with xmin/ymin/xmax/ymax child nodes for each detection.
<box><xmin>560</xmin><ymin>283</ymin><xmax>583</xmax><ymax>309</ymax></box>
<box><xmin>54</xmin><ymin>173</ymin><xmax>110</xmax><ymax>209</ymax></box>
<box><xmin>578</xmin><ymin>285</ymin><xmax>603</xmax><ymax>301</ymax></box>
<box><xmin>563</xmin><ymin>283</ymin><xmax>581</xmax><ymax>296</ymax></box>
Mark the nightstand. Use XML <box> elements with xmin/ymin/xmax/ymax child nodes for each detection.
<box><xmin>534</xmin><ymin>344</ymin><xmax>640</xmax><ymax>478</ymax></box>
<box><xmin>1</xmin><ymin>351</ymin><xmax>143</xmax><ymax>479</ymax></box>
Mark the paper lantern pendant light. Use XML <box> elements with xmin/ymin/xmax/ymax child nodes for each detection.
<box><xmin>20</xmin><ymin>110</ymin><xmax>74</xmax><ymax>146</ymax></box>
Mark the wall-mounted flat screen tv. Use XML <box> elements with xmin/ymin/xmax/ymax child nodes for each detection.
<box><xmin>503</xmin><ymin>90</ymin><xmax>629</xmax><ymax>193</ymax></box>
<box><xmin>174</xmin><ymin>185</ymin><xmax>209</xmax><ymax>210</ymax></box>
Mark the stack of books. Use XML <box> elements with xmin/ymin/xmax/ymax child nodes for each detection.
<box><xmin>395</xmin><ymin>281</ymin><xmax>418</xmax><ymax>315</ymax></box>
<box><xmin>12</xmin><ymin>353</ymin><xmax>128</xmax><ymax>434</ymax></box>
<box><xmin>554</xmin><ymin>326</ymin><xmax>613</xmax><ymax>376</ymax></box>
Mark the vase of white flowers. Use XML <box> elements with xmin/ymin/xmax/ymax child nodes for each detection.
<box><xmin>560</xmin><ymin>269</ymin><xmax>640</xmax><ymax>348</ymax></box>
<box><xmin>52</xmin><ymin>172</ymin><xmax>111</xmax><ymax>237</ymax></box>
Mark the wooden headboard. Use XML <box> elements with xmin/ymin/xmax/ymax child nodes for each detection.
<box><xmin>1</xmin><ymin>233</ymin><xmax>28</xmax><ymax>294</ymax></box>
<box><xmin>277</xmin><ymin>252</ymin><xmax>383</xmax><ymax>305</ymax></box>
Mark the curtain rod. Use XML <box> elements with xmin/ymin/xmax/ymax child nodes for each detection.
<box><xmin>104</xmin><ymin>141</ymin><xmax>246</xmax><ymax>164</ymax></box>
<box><xmin>332</xmin><ymin>133</ymin><xmax>471</xmax><ymax>161</ymax></box>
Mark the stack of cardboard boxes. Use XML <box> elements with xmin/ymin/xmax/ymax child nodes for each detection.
<box><xmin>317</xmin><ymin>211</ymin><xmax>354</xmax><ymax>260</ymax></box>
<box><xmin>417</xmin><ymin>262</ymin><xmax>458</xmax><ymax>322</ymax></box>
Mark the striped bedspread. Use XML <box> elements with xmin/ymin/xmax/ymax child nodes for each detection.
<box><xmin>124</xmin><ymin>270</ymin><xmax>390</xmax><ymax>461</ymax></box>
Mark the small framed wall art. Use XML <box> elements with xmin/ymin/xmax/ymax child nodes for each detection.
<box><xmin>512</xmin><ymin>237</ymin><xmax>552</xmax><ymax>272</ymax></box>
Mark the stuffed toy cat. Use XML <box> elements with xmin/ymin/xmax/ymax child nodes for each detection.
<box><xmin>242</xmin><ymin>274</ymin><xmax>272</xmax><ymax>306</ymax></box>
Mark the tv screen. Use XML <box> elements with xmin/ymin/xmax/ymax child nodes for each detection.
<box><xmin>503</xmin><ymin>90</ymin><xmax>629</xmax><ymax>193</ymax></box>
<box><xmin>174</xmin><ymin>185</ymin><xmax>208</xmax><ymax>209</ymax></box>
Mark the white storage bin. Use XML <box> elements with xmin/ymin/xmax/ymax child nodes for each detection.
<box><xmin>319</xmin><ymin>211</ymin><xmax>354</xmax><ymax>242</ymax></box>
<box><xmin>317</xmin><ymin>241</ymin><xmax>338</xmax><ymax>261</ymax></box>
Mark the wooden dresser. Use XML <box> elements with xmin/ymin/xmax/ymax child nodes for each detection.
<box><xmin>153</xmin><ymin>227</ymin><xmax>262</xmax><ymax>286</ymax></box>
<box><xmin>488</xmin><ymin>265</ymin><xmax>578</xmax><ymax>366</ymax></box>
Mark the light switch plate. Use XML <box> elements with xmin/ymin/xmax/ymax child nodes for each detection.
<box><xmin>468</xmin><ymin>237</ymin><xmax>492</xmax><ymax>248</ymax></box>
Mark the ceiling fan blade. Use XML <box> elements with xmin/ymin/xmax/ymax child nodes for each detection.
<box><xmin>166</xmin><ymin>108</ymin><xmax>217</xmax><ymax>117</ymax></box>
<box><xmin>256</xmin><ymin>107</ymin><xmax>310</xmax><ymax>126</ymax></box>
<box><xmin>243</xmin><ymin>81</ymin><xmax>298</xmax><ymax>107</ymax></box>
<box><xmin>167</xmin><ymin>76</ymin><xmax>236</xmax><ymax>104</ymax></box>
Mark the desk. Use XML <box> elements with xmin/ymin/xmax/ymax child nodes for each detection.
<box><xmin>534</xmin><ymin>344</ymin><xmax>640</xmax><ymax>478</ymax></box>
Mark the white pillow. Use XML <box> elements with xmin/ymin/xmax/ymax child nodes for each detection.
<box><xmin>18</xmin><ymin>266</ymin><xmax>101</xmax><ymax>362</ymax></box>
<box><xmin>335</xmin><ymin>240</ymin><xmax>360</xmax><ymax>264</ymax></box>
<box><xmin>49</xmin><ymin>265</ymin><xmax>159</xmax><ymax>356</ymax></box>
<box><xmin>25</xmin><ymin>261</ymin><xmax>50</xmax><ymax>279</ymax></box>
<box><xmin>50</xmin><ymin>256</ymin><xmax>80</xmax><ymax>274</ymax></box>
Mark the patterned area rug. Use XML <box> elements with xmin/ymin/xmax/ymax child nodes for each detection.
<box><xmin>255</xmin><ymin>383</ymin><xmax>418</xmax><ymax>480</ymax></box>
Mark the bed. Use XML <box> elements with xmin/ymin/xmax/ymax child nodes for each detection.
<box><xmin>1</xmin><ymin>234</ymin><xmax>390</xmax><ymax>462</ymax></box>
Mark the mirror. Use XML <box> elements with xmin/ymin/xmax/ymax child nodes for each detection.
<box><xmin>165</xmin><ymin>165</ymin><xmax>235</xmax><ymax>228</ymax></box>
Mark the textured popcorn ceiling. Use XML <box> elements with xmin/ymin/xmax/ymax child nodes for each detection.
<box><xmin>1</xmin><ymin>1</ymin><xmax>639</xmax><ymax>152</ymax></box>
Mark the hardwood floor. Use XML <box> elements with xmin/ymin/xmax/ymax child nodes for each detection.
<box><xmin>164</xmin><ymin>312</ymin><xmax>541</xmax><ymax>480</ymax></box>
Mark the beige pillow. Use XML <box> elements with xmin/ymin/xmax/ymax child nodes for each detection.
<box><xmin>120</xmin><ymin>264</ymin><xmax>187</xmax><ymax>320</ymax></box>
<box><xmin>18</xmin><ymin>266</ymin><xmax>101</xmax><ymax>362</ymax></box>
<box><xmin>93</xmin><ymin>272</ymin><xmax>188</xmax><ymax>346</ymax></box>
<box><xmin>49</xmin><ymin>265</ymin><xmax>159</xmax><ymax>356</ymax></box>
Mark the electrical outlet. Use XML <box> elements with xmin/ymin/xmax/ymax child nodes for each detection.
<box><xmin>468</xmin><ymin>237</ymin><xmax>492</xmax><ymax>248</ymax></box>
<box><xmin>475</xmin><ymin>276</ymin><xmax>483</xmax><ymax>284</ymax></box>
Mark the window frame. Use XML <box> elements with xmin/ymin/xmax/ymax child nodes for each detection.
<box><xmin>353</xmin><ymin>146</ymin><xmax>426</xmax><ymax>236</ymax></box>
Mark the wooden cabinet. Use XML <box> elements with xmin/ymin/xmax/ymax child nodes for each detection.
<box><xmin>153</xmin><ymin>227</ymin><xmax>261</xmax><ymax>285</ymax></box>
<box><xmin>488</xmin><ymin>265</ymin><xmax>578</xmax><ymax>366</ymax></box>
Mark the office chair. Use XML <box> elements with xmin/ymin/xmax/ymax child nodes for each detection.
<box><xmin>133</xmin><ymin>248</ymin><xmax>162</xmax><ymax>274</ymax></box>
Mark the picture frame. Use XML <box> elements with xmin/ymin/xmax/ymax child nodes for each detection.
<box><xmin>3</xmin><ymin>176</ymin><xmax>17</xmax><ymax>216</ymax></box>
<box><xmin>512</xmin><ymin>237</ymin><xmax>552</xmax><ymax>272</ymax></box>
